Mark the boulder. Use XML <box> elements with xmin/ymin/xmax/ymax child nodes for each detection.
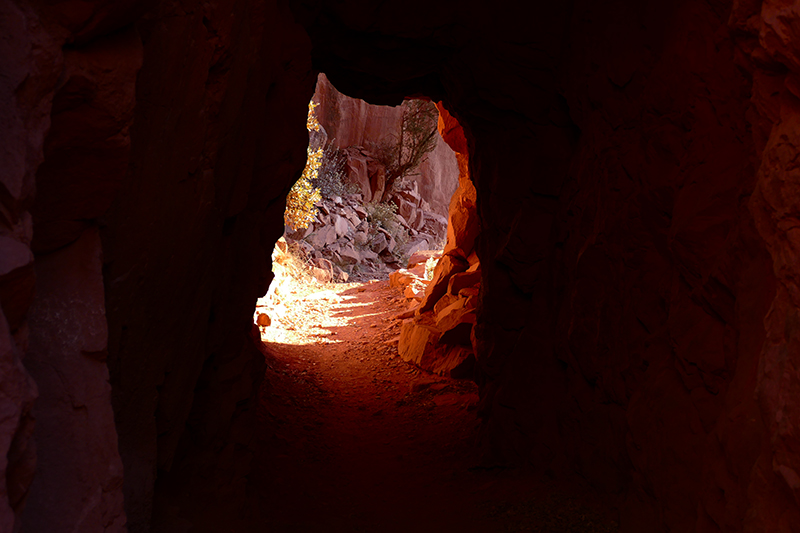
<box><xmin>360</xmin><ymin>248</ymin><xmax>380</xmax><ymax>262</ymax></box>
<box><xmin>408</xmin><ymin>250</ymin><xmax>442</xmax><ymax>268</ymax></box>
<box><xmin>286</xmin><ymin>222</ymin><xmax>313</xmax><ymax>240</ymax></box>
<box><xmin>410</xmin><ymin>209</ymin><xmax>425</xmax><ymax>231</ymax></box>
<box><xmin>436</xmin><ymin>299</ymin><xmax>476</xmax><ymax>335</ymax></box>
<box><xmin>398</xmin><ymin>315</ymin><xmax>441</xmax><ymax>370</ymax></box>
<box><xmin>433</xmin><ymin>293</ymin><xmax>460</xmax><ymax>316</ymax></box>
<box><xmin>405</xmin><ymin>239</ymin><xmax>431</xmax><ymax>258</ymax></box>
<box><xmin>375</xmin><ymin>228</ymin><xmax>396</xmax><ymax>253</ymax></box>
<box><xmin>396</xmin><ymin>197</ymin><xmax>417</xmax><ymax>221</ymax></box>
<box><xmin>370</xmin><ymin>232</ymin><xmax>389</xmax><ymax>254</ymax></box>
<box><xmin>337</xmin><ymin>244</ymin><xmax>361</xmax><ymax>265</ymax></box>
<box><xmin>404</xmin><ymin>280</ymin><xmax>428</xmax><ymax>301</ymax></box>
<box><xmin>354</xmin><ymin>231</ymin><xmax>369</xmax><ymax>246</ymax></box>
<box><xmin>408</xmin><ymin>263</ymin><xmax>426</xmax><ymax>278</ymax></box>
<box><xmin>311</xmin><ymin>267</ymin><xmax>332</xmax><ymax>283</ymax></box>
<box><xmin>395</xmin><ymin>213</ymin><xmax>410</xmax><ymax>229</ymax></box>
<box><xmin>447</xmin><ymin>270</ymin><xmax>481</xmax><ymax>296</ymax></box>
<box><xmin>342</xmin><ymin>206</ymin><xmax>361</xmax><ymax>226</ymax></box>
<box><xmin>389</xmin><ymin>269</ymin><xmax>418</xmax><ymax>290</ymax></box>
<box><xmin>333</xmin><ymin>214</ymin><xmax>351</xmax><ymax>238</ymax></box>
<box><xmin>313</xmin><ymin>257</ymin><xmax>333</xmax><ymax>271</ymax></box>
<box><xmin>430</xmin><ymin>345</ymin><xmax>474</xmax><ymax>379</ymax></box>
<box><xmin>421</xmin><ymin>212</ymin><xmax>448</xmax><ymax>238</ymax></box>
<box><xmin>397</xmin><ymin>310</ymin><xmax>475</xmax><ymax>377</ymax></box>
<box><xmin>418</xmin><ymin>253</ymin><xmax>469</xmax><ymax>313</ymax></box>
<box><xmin>308</xmin><ymin>225</ymin><xmax>337</xmax><ymax>248</ymax></box>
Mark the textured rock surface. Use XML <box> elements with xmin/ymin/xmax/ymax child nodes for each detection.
<box><xmin>1</xmin><ymin>0</ymin><xmax>313</xmax><ymax>531</ymax></box>
<box><xmin>744</xmin><ymin>3</ymin><xmax>800</xmax><ymax>529</ymax></box>
<box><xmin>292</xmin><ymin>0</ymin><xmax>800</xmax><ymax>531</ymax></box>
<box><xmin>0</xmin><ymin>306</ymin><xmax>36</xmax><ymax>533</ymax></box>
<box><xmin>1</xmin><ymin>1</ymin><xmax>67</xmax><ymax>530</ymax></box>
<box><xmin>100</xmin><ymin>1</ymin><xmax>314</xmax><ymax>530</ymax></box>
<box><xmin>395</xmin><ymin>106</ymin><xmax>481</xmax><ymax>378</ymax></box>
<box><xmin>315</xmin><ymin>72</ymin><xmax>403</xmax><ymax>149</ymax></box>
<box><xmin>17</xmin><ymin>26</ymin><xmax>142</xmax><ymax>531</ymax></box>
<box><xmin>22</xmin><ymin>228</ymin><xmax>125</xmax><ymax>532</ymax></box>
<box><xmin>7</xmin><ymin>0</ymin><xmax>800</xmax><ymax>531</ymax></box>
<box><xmin>313</xmin><ymin>73</ymin><xmax>458</xmax><ymax>216</ymax></box>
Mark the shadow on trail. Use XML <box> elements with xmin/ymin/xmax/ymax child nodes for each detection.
<box><xmin>250</xmin><ymin>280</ymin><xmax>620</xmax><ymax>533</ymax></box>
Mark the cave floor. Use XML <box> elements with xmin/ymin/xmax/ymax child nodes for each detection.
<box><xmin>252</xmin><ymin>278</ymin><xmax>619</xmax><ymax>533</ymax></box>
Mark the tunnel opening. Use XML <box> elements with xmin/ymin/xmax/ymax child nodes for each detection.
<box><xmin>257</xmin><ymin>73</ymin><xmax>469</xmax><ymax>364</ymax></box>
<box><xmin>6</xmin><ymin>1</ymin><xmax>799</xmax><ymax>532</ymax></box>
<box><xmin>250</xmin><ymin>74</ymin><xmax>488</xmax><ymax>528</ymax></box>
<box><xmin>236</xmin><ymin>75</ymin><xmax>622</xmax><ymax>532</ymax></box>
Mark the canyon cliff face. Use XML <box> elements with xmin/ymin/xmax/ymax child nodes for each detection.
<box><xmin>313</xmin><ymin>73</ymin><xmax>458</xmax><ymax>216</ymax></box>
<box><xmin>3</xmin><ymin>0</ymin><xmax>800</xmax><ymax>532</ymax></box>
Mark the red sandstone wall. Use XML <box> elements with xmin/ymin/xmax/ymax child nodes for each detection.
<box><xmin>0</xmin><ymin>1</ymin><xmax>140</xmax><ymax>529</ymax></box>
<box><xmin>101</xmin><ymin>1</ymin><xmax>314</xmax><ymax>530</ymax></box>
<box><xmin>551</xmin><ymin>3</ymin><xmax>774</xmax><ymax>529</ymax></box>
<box><xmin>0</xmin><ymin>2</ymin><xmax>41</xmax><ymax>529</ymax></box>
<box><xmin>315</xmin><ymin>72</ymin><xmax>404</xmax><ymax>149</ymax></box>
<box><xmin>0</xmin><ymin>0</ymin><xmax>314</xmax><ymax>531</ymax></box>
<box><xmin>293</xmin><ymin>0</ymin><xmax>800</xmax><ymax>530</ymax></box>
<box><xmin>739</xmin><ymin>1</ymin><xmax>800</xmax><ymax>529</ymax></box>
<box><xmin>313</xmin><ymin>73</ymin><xmax>458</xmax><ymax>215</ymax></box>
<box><xmin>6</xmin><ymin>0</ymin><xmax>800</xmax><ymax>531</ymax></box>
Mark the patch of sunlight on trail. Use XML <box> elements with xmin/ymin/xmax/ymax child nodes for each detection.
<box><xmin>254</xmin><ymin>275</ymin><xmax>384</xmax><ymax>346</ymax></box>
<box><xmin>254</xmin><ymin>236</ymin><xmax>393</xmax><ymax>346</ymax></box>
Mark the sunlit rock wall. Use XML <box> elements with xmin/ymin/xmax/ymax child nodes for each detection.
<box><xmin>313</xmin><ymin>73</ymin><xmax>458</xmax><ymax>216</ymax></box>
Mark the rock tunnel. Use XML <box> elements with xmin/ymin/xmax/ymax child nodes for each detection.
<box><xmin>2</xmin><ymin>0</ymin><xmax>800</xmax><ymax>531</ymax></box>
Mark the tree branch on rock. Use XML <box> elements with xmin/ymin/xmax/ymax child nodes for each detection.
<box><xmin>373</xmin><ymin>99</ymin><xmax>439</xmax><ymax>203</ymax></box>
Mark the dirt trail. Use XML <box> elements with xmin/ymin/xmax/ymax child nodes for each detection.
<box><xmin>253</xmin><ymin>279</ymin><xmax>618</xmax><ymax>533</ymax></box>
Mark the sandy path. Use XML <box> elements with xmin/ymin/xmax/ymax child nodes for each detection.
<box><xmin>252</xmin><ymin>279</ymin><xmax>619</xmax><ymax>533</ymax></box>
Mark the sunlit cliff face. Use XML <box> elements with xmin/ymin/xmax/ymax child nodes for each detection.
<box><xmin>3</xmin><ymin>0</ymin><xmax>800</xmax><ymax>531</ymax></box>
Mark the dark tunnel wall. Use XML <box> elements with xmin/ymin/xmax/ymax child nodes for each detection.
<box><xmin>2</xmin><ymin>0</ymin><xmax>800</xmax><ymax>532</ymax></box>
<box><xmin>294</xmin><ymin>1</ymin><xmax>800</xmax><ymax>530</ymax></box>
<box><xmin>99</xmin><ymin>2</ymin><xmax>313</xmax><ymax>528</ymax></box>
<box><xmin>1</xmin><ymin>0</ymin><xmax>317</xmax><ymax>530</ymax></box>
